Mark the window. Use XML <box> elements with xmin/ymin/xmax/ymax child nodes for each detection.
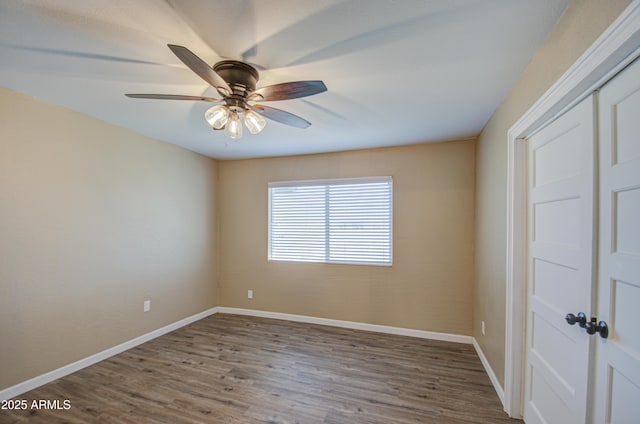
<box><xmin>268</xmin><ymin>176</ymin><xmax>393</xmax><ymax>266</ymax></box>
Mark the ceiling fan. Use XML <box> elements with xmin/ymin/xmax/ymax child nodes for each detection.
<box><xmin>126</xmin><ymin>44</ymin><xmax>327</xmax><ymax>139</ymax></box>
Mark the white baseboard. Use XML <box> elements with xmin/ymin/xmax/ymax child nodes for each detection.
<box><xmin>215</xmin><ymin>307</ymin><xmax>474</xmax><ymax>345</ymax></box>
<box><xmin>2</xmin><ymin>305</ymin><xmax>480</xmax><ymax>402</ymax></box>
<box><xmin>0</xmin><ymin>307</ymin><xmax>218</xmax><ymax>401</ymax></box>
<box><xmin>473</xmin><ymin>338</ymin><xmax>505</xmax><ymax>407</ymax></box>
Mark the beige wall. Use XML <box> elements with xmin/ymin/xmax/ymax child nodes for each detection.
<box><xmin>473</xmin><ymin>0</ymin><xmax>633</xmax><ymax>387</ymax></box>
<box><xmin>0</xmin><ymin>87</ymin><xmax>219</xmax><ymax>390</ymax></box>
<box><xmin>218</xmin><ymin>140</ymin><xmax>476</xmax><ymax>335</ymax></box>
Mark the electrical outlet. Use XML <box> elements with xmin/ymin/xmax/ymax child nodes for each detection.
<box><xmin>481</xmin><ymin>320</ymin><xmax>486</xmax><ymax>336</ymax></box>
<box><xmin>144</xmin><ymin>300</ymin><xmax>151</xmax><ymax>312</ymax></box>
<box><xmin>247</xmin><ymin>290</ymin><xmax>253</xmax><ymax>299</ymax></box>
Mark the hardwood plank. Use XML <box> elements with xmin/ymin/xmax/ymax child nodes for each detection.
<box><xmin>0</xmin><ymin>314</ymin><xmax>521</xmax><ymax>423</ymax></box>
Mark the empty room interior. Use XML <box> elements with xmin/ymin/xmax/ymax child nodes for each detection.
<box><xmin>1</xmin><ymin>1</ymin><xmax>639</xmax><ymax>423</ymax></box>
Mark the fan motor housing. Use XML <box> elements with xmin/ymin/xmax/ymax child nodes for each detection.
<box><xmin>213</xmin><ymin>60</ymin><xmax>259</xmax><ymax>110</ymax></box>
<box><xmin>213</xmin><ymin>60</ymin><xmax>259</xmax><ymax>93</ymax></box>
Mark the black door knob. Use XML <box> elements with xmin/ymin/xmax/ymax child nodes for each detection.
<box><xmin>565</xmin><ymin>312</ymin><xmax>587</xmax><ymax>327</ymax></box>
<box><xmin>585</xmin><ymin>318</ymin><xmax>609</xmax><ymax>339</ymax></box>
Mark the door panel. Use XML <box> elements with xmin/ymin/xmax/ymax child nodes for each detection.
<box><xmin>596</xmin><ymin>57</ymin><xmax>640</xmax><ymax>424</ymax></box>
<box><xmin>524</xmin><ymin>95</ymin><xmax>596</xmax><ymax>424</ymax></box>
<box><xmin>533</xmin><ymin>127</ymin><xmax>581</xmax><ymax>186</ymax></box>
<box><xmin>529</xmin><ymin>370</ymin><xmax>573</xmax><ymax>424</ymax></box>
<box><xmin>532</xmin><ymin>259</ymin><xmax>582</xmax><ymax>314</ymax></box>
<box><xmin>612</xmin><ymin>81</ymin><xmax>640</xmax><ymax>163</ymax></box>
<box><xmin>614</xmin><ymin>188</ymin><xmax>640</xmax><ymax>255</ymax></box>
<box><xmin>533</xmin><ymin>197</ymin><xmax>581</xmax><ymax>245</ymax></box>
<box><xmin>611</xmin><ymin>280</ymin><xmax>640</xmax><ymax>355</ymax></box>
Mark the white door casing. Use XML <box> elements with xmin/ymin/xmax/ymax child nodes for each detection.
<box><xmin>524</xmin><ymin>96</ymin><xmax>596</xmax><ymax>424</ymax></box>
<box><xmin>595</xmin><ymin>57</ymin><xmax>640</xmax><ymax>424</ymax></box>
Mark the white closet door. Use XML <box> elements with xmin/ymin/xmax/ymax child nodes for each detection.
<box><xmin>524</xmin><ymin>95</ymin><xmax>596</xmax><ymax>424</ymax></box>
<box><xmin>595</xmin><ymin>57</ymin><xmax>640</xmax><ymax>424</ymax></box>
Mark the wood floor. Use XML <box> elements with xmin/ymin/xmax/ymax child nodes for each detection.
<box><xmin>2</xmin><ymin>314</ymin><xmax>521</xmax><ymax>423</ymax></box>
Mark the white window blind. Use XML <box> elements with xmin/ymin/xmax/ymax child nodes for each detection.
<box><xmin>268</xmin><ymin>177</ymin><xmax>392</xmax><ymax>266</ymax></box>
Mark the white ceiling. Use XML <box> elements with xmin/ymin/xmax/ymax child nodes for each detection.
<box><xmin>0</xmin><ymin>0</ymin><xmax>571</xmax><ymax>160</ymax></box>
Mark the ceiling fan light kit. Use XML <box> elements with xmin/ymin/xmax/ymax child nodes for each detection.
<box><xmin>244</xmin><ymin>109</ymin><xmax>267</xmax><ymax>134</ymax></box>
<box><xmin>204</xmin><ymin>104</ymin><xmax>229</xmax><ymax>129</ymax></box>
<box><xmin>224</xmin><ymin>111</ymin><xmax>242</xmax><ymax>139</ymax></box>
<box><xmin>126</xmin><ymin>44</ymin><xmax>327</xmax><ymax>141</ymax></box>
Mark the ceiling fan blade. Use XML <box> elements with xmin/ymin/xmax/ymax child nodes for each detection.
<box><xmin>167</xmin><ymin>44</ymin><xmax>231</xmax><ymax>96</ymax></box>
<box><xmin>249</xmin><ymin>81</ymin><xmax>327</xmax><ymax>102</ymax></box>
<box><xmin>126</xmin><ymin>94</ymin><xmax>223</xmax><ymax>102</ymax></box>
<box><xmin>251</xmin><ymin>105</ymin><xmax>311</xmax><ymax>129</ymax></box>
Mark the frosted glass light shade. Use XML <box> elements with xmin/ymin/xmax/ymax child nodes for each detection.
<box><xmin>204</xmin><ymin>105</ymin><xmax>229</xmax><ymax>129</ymax></box>
<box><xmin>225</xmin><ymin>112</ymin><xmax>242</xmax><ymax>139</ymax></box>
<box><xmin>244</xmin><ymin>109</ymin><xmax>266</xmax><ymax>134</ymax></box>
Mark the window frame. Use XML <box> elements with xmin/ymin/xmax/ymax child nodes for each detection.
<box><xmin>268</xmin><ymin>176</ymin><xmax>393</xmax><ymax>267</ymax></box>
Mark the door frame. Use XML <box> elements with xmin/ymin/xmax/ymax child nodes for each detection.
<box><xmin>504</xmin><ymin>2</ymin><xmax>640</xmax><ymax>418</ymax></box>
